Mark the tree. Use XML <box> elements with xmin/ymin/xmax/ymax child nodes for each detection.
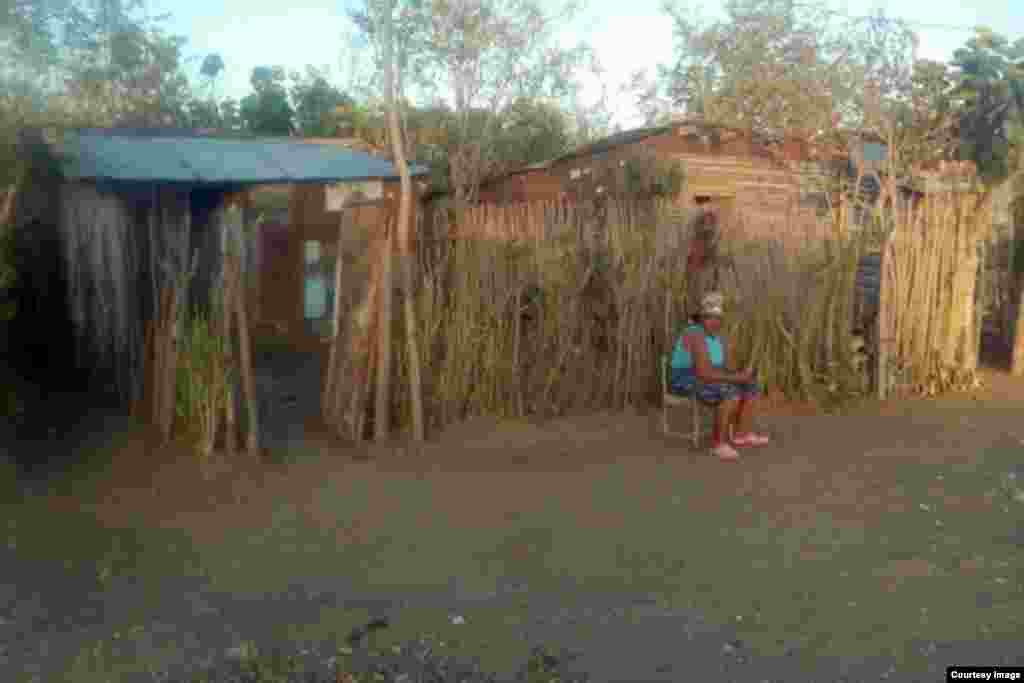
<box><xmin>622</xmin><ymin>69</ymin><xmax>675</xmax><ymax>127</ymax></box>
<box><xmin>239</xmin><ymin>65</ymin><xmax>295</xmax><ymax>135</ymax></box>
<box><xmin>950</xmin><ymin>29</ymin><xmax>1024</xmax><ymax>183</ymax></box>
<box><xmin>219</xmin><ymin>97</ymin><xmax>242</xmax><ymax>130</ymax></box>
<box><xmin>0</xmin><ymin>0</ymin><xmax>74</xmax><ymax>78</ymax></box>
<box><xmin>186</xmin><ymin>98</ymin><xmax>221</xmax><ymax>128</ymax></box>
<box><xmin>199</xmin><ymin>53</ymin><xmax>225</xmax><ymax>93</ymax></box>
<box><xmin>350</xmin><ymin>0</ymin><xmax>596</xmax><ymax>213</ymax></box>
<box><xmin>494</xmin><ymin>97</ymin><xmax>573</xmax><ymax>167</ymax></box>
<box><xmin>948</xmin><ymin>29</ymin><xmax>1024</xmax><ymax>372</ymax></box>
<box><xmin>379</xmin><ymin>0</ymin><xmax>424</xmax><ymax>441</ymax></box>
<box><xmin>57</xmin><ymin>4</ymin><xmax>195</xmax><ymax>127</ymax></box>
<box><xmin>879</xmin><ymin>59</ymin><xmax>963</xmax><ymax>177</ymax></box>
<box><xmin>654</xmin><ymin>0</ymin><xmax>918</xmax><ymax>134</ymax></box>
<box><xmin>289</xmin><ymin>66</ymin><xmax>354</xmax><ymax>137</ymax></box>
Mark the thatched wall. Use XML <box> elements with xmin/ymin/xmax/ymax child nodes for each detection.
<box><xmin>43</xmin><ymin>181</ymin><xmax>247</xmax><ymax>404</ymax></box>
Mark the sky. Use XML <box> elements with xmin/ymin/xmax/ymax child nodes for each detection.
<box><xmin>150</xmin><ymin>0</ymin><xmax>1024</xmax><ymax>129</ymax></box>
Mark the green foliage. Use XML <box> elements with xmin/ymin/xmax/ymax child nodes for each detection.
<box><xmin>0</xmin><ymin>229</ymin><xmax>16</xmax><ymax>324</ymax></box>
<box><xmin>951</xmin><ymin>29</ymin><xmax>1024</xmax><ymax>184</ymax></box>
<box><xmin>289</xmin><ymin>66</ymin><xmax>354</xmax><ymax>137</ymax></box>
<box><xmin>240</xmin><ymin>65</ymin><xmax>295</xmax><ymax>135</ymax></box>
<box><xmin>200</xmin><ymin>53</ymin><xmax>225</xmax><ymax>81</ymax></box>
<box><xmin>63</xmin><ymin>18</ymin><xmax>195</xmax><ymax>127</ymax></box>
<box><xmin>0</xmin><ymin>0</ymin><xmax>76</xmax><ymax>73</ymax></box>
<box><xmin>186</xmin><ymin>99</ymin><xmax>221</xmax><ymax>128</ymax></box>
<box><xmin>655</xmin><ymin>0</ymin><xmax>917</xmax><ymax>133</ymax></box>
<box><xmin>623</xmin><ymin>157</ymin><xmax>686</xmax><ymax>198</ymax></box>
<box><xmin>492</xmin><ymin>97</ymin><xmax>574</xmax><ymax>169</ymax></box>
<box><xmin>219</xmin><ymin>97</ymin><xmax>242</xmax><ymax>130</ymax></box>
<box><xmin>174</xmin><ymin>308</ymin><xmax>230</xmax><ymax>455</ymax></box>
<box><xmin>350</xmin><ymin>0</ymin><xmax>596</xmax><ymax>202</ymax></box>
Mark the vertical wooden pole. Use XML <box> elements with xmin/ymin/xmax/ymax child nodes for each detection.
<box><xmin>1005</xmin><ymin>208</ymin><xmax>1017</xmax><ymax>348</ymax></box>
<box><xmin>323</xmin><ymin>209</ymin><xmax>347</xmax><ymax>429</ymax></box>
<box><xmin>228</xmin><ymin>254</ymin><xmax>259</xmax><ymax>453</ymax></box>
<box><xmin>1009</xmin><ymin>200</ymin><xmax>1024</xmax><ymax>374</ymax></box>
<box><xmin>380</xmin><ymin>1</ymin><xmax>425</xmax><ymax>442</ymax></box>
<box><xmin>345</xmin><ymin>232</ymin><xmax>384</xmax><ymax>441</ymax></box>
<box><xmin>1013</xmin><ymin>277</ymin><xmax>1024</xmax><ymax>375</ymax></box>
<box><xmin>374</xmin><ymin>214</ymin><xmax>394</xmax><ymax>441</ymax></box>
<box><xmin>158</xmin><ymin>283</ymin><xmax>181</xmax><ymax>443</ymax></box>
<box><xmin>222</xmin><ymin>262</ymin><xmax>238</xmax><ymax>455</ymax></box>
<box><xmin>876</xmin><ymin>234</ymin><xmax>891</xmax><ymax>400</ymax></box>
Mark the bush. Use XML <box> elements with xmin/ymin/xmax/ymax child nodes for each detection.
<box><xmin>175</xmin><ymin>308</ymin><xmax>231</xmax><ymax>458</ymax></box>
<box><xmin>622</xmin><ymin>156</ymin><xmax>685</xmax><ymax>198</ymax></box>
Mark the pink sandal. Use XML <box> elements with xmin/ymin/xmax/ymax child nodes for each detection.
<box><xmin>711</xmin><ymin>443</ymin><xmax>741</xmax><ymax>460</ymax></box>
<box><xmin>732</xmin><ymin>432</ymin><xmax>770</xmax><ymax>447</ymax></box>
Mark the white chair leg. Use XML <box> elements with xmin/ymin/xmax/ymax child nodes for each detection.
<box><xmin>691</xmin><ymin>400</ymin><xmax>700</xmax><ymax>449</ymax></box>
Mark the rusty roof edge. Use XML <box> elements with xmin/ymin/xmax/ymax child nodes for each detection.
<box><xmin>467</xmin><ymin>119</ymin><xmax>880</xmax><ymax>193</ymax></box>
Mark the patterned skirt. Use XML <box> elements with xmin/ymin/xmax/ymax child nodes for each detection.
<box><xmin>669</xmin><ymin>369</ymin><xmax>762</xmax><ymax>404</ymax></box>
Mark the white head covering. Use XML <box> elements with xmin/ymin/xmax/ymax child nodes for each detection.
<box><xmin>700</xmin><ymin>291</ymin><xmax>724</xmax><ymax>317</ymax></box>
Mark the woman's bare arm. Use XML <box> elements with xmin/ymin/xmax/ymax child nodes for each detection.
<box><xmin>685</xmin><ymin>331</ymin><xmax>748</xmax><ymax>384</ymax></box>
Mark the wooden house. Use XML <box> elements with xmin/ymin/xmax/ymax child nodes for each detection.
<box><xmin>475</xmin><ymin>118</ymin><xmax>857</xmax><ymax>238</ymax></box>
<box><xmin>476</xmin><ymin>160</ymin><xmax>565</xmax><ymax>204</ymax></box>
<box><xmin>247</xmin><ymin>137</ymin><xmax>429</xmax><ymax>351</ymax></box>
<box><xmin>7</xmin><ymin>127</ymin><xmax>425</xmax><ymax>404</ymax></box>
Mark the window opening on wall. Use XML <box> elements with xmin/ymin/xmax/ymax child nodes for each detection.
<box><xmin>862</xmin><ymin>142</ymin><xmax>887</xmax><ymax>162</ymax></box>
<box><xmin>303</xmin><ymin>240</ymin><xmax>337</xmax><ymax>337</ymax></box>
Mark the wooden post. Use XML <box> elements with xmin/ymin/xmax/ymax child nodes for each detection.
<box><xmin>227</xmin><ymin>254</ymin><xmax>259</xmax><ymax>453</ymax></box>
<box><xmin>350</xmin><ymin>253</ymin><xmax>382</xmax><ymax>443</ymax></box>
<box><xmin>876</xmin><ymin>235</ymin><xmax>892</xmax><ymax>400</ymax></box>
<box><xmin>222</xmin><ymin>263</ymin><xmax>238</xmax><ymax>455</ymax></box>
<box><xmin>380</xmin><ymin>1</ymin><xmax>425</xmax><ymax>442</ymax></box>
<box><xmin>1012</xmin><ymin>271</ymin><xmax>1024</xmax><ymax>376</ymax></box>
<box><xmin>156</xmin><ymin>283</ymin><xmax>181</xmax><ymax>443</ymax></box>
<box><xmin>374</xmin><ymin>214</ymin><xmax>394</xmax><ymax>441</ymax></box>
<box><xmin>323</xmin><ymin>209</ymin><xmax>347</xmax><ymax>429</ymax></box>
<box><xmin>1005</xmin><ymin>211</ymin><xmax>1017</xmax><ymax>348</ymax></box>
<box><xmin>1010</xmin><ymin>202</ymin><xmax>1024</xmax><ymax>374</ymax></box>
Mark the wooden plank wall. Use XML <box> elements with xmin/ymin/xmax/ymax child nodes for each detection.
<box><xmin>256</xmin><ymin>181</ymin><xmax>408</xmax><ymax>351</ymax></box>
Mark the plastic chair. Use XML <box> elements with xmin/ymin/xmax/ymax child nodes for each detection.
<box><xmin>660</xmin><ymin>354</ymin><xmax>718</xmax><ymax>449</ymax></box>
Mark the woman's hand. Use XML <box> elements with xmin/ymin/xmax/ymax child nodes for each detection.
<box><xmin>735</xmin><ymin>368</ymin><xmax>755</xmax><ymax>384</ymax></box>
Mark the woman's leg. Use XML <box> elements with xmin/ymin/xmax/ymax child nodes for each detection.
<box><xmin>695</xmin><ymin>384</ymin><xmax>741</xmax><ymax>459</ymax></box>
<box><xmin>731</xmin><ymin>386</ymin><xmax>770</xmax><ymax>445</ymax></box>
<box><xmin>713</xmin><ymin>400</ymin><xmax>734</xmax><ymax>445</ymax></box>
<box><xmin>732</xmin><ymin>397</ymin><xmax>754</xmax><ymax>435</ymax></box>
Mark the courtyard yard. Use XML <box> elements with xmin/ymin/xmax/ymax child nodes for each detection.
<box><xmin>1</xmin><ymin>369</ymin><xmax>1023</xmax><ymax>682</ymax></box>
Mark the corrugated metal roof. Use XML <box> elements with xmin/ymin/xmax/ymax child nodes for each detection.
<box><xmin>557</xmin><ymin>125</ymin><xmax>674</xmax><ymax>164</ymax></box>
<box><xmin>50</xmin><ymin>129</ymin><xmax>428</xmax><ymax>185</ymax></box>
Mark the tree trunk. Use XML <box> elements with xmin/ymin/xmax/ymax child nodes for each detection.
<box><xmin>1005</xmin><ymin>220</ymin><xmax>1017</xmax><ymax>349</ymax></box>
<box><xmin>228</xmin><ymin>255</ymin><xmax>259</xmax><ymax>453</ymax></box>
<box><xmin>876</xmin><ymin>234</ymin><xmax>892</xmax><ymax>400</ymax></box>
<box><xmin>374</xmin><ymin>217</ymin><xmax>394</xmax><ymax>441</ymax></box>
<box><xmin>0</xmin><ymin>183</ymin><xmax>17</xmax><ymax>227</ymax></box>
<box><xmin>382</xmin><ymin>0</ymin><xmax>425</xmax><ymax>442</ymax></box>
<box><xmin>1012</xmin><ymin>273</ymin><xmax>1024</xmax><ymax>376</ymax></box>
<box><xmin>157</xmin><ymin>283</ymin><xmax>182</xmax><ymax>443</ymax></box>
<box><xmin>222</xmin><ymin>265</ymin><xmax>238</xmax><ymax>455</ymax></box>
<box><xmin>323</xmin><ymin>209</ymin><xmax>348</xmax><ymax>431</ymax></box>
<box><xmin>344</xmin><ymin>233</ymin><xmax>384</xmax><ymax>441</ymax></box>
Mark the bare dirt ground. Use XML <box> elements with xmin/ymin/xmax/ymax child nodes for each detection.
<box><xmin>2</xmin><ymin>365</ymin><xmax>1024</xmax><ymax>682</ymax></box>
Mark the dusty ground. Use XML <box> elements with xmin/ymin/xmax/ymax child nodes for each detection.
<box><xmin>2</xmin><ymin>367</ymin><xmax>1023</xmax><ymax>682</ymax></box>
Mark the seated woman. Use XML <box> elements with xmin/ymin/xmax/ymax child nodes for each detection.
<box><xmin>669</xmin><ymin>291</ymin><xmax>770</xmax><ymax>461</ymax></box>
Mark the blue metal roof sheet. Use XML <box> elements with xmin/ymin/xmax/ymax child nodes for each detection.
<box><xmin>54</xmin><ymin>130</ymin><xmax>429</xmax><ymax>185</ymax></box>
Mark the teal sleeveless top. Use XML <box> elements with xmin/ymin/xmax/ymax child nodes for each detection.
<box><xmin>670</xmin><ymin>323</ymin><xmax>725</xmax><ymax>373</ymax></box>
